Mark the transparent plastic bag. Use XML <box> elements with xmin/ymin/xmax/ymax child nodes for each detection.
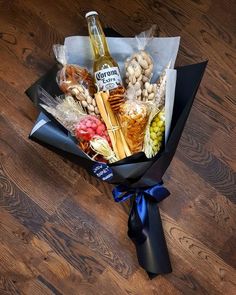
<box><xmin>53</xmin><ymin>44</ymin><xmax>99</xmax><ymax>117</ymax></box>
<box><xmin>53</xmin><ymin>44</ymin><xmax>96</xmax><ymax>98</ymax></box>
<box><xmin>39</xmin><ymin>87</ymin><xmax>86</xmax><ymax>134</ymax></box>
<box><xmin>39</xmin><ymin>87</ymin><xmax>116</xmax><ymax>162</ymax></box>
<box><xmin>125</xmin><ymin>25</ymin><xmax>156</xmax><ymax>94</ymax></box>
<box><xmin>135</xmin><ymin>25</ymin><xmax>157</xmax><ymax>52</ymax></box>
<box><xmin>143</xmin><ymin>66</ymin><xmax>176</xmax><ymax>158</ymax></box>
<box><xmin>118</xmin><ymin>87</ymin><xmax>149</xmax><ymax>154</ymax></box>
<box><xmin>143</xmin><ymin>66</ymin><xmax>167</xmax><ymax>158</ymax></box>
<box><xmin>75</xmin><ymin>115</ymin><xmax>110</xmax><ymax>144</ymax></box>
<box><xmin>144</xmin><ymin>108</ymin><xmax>165</xmax><ymax>158</ymax></box>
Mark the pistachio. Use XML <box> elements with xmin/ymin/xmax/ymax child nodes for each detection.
<box><xmin>81</xmin><ymin>100</ymin><xmax>88</xmax><ymax>107</ymax></box>
<box><xmin>125</xmin><ymin>50</ymin><xmax>154</xmax><ymax>101</ymax></box>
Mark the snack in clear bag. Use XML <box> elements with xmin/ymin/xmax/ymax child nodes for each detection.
<box><xmin>141</xmin><ymin>61</ymin><xmax>170</xmax><ymax>105</ymax></box>
<box><xmin>108</xmin><ymin>86</ymin><xmax>126</xmax><ymax>113</ymax></box>
<box><xmin>144</xmin><ymin>108</ymin><xmax>165</xmax><ymax>158</ymax></box>
<box><xmin>53</xmin><ymin>45</ymin><xmax>96</xmax><ymax>95</ymax></box>
<box><xmin>38</xmin><ymin>87</ymin><xmax>117</xmax><ymax>163</ymax></box>
<box><xmin>39</xmin><ymin>88</ymin><xmax>86</xmax><ymax>134</ymax></box>
<box><xmin>75</xmin><ymin>115</ymin><xmax>110</xmax><ymax>144</ymax></box>
<box><xmin>69</xmin><ymin>83</ymin><xmax>100</xmax><ymax>117</ymax></box>
<box><xmin>53</xmin><ymin>45</ymin><xmax>99</xmax><ymax>117</ymax></box>
<box><xmin>125</xmin><ymin>25</ymin><xmax>156</xmax><ymax>100</ymax></box>
<box><xmin>143</xmin><ymin>67</ymin><xmax>168</xmax><ymax>158</ymax></box>
<box><xmin>75</xmin><ymin>116</ymin><xmax>118</xmax><ymax>163</ymax></box>
<box><xmin>118</xmin><ymin>87</ymin><xmax>149</xmax><ymax>154</ymax></box>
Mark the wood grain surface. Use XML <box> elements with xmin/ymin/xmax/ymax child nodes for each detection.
<box><xmin>0</xmin><ymin>0</ymin><xmax>235</xmax><ymax>294</ymax></box>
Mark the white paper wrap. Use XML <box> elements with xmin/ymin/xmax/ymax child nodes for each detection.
<box><xmin>165</xmin><ymin>69</ymin><xmax>177</xmax><ymax>144</ymax></box>
<box><xmin>30</xmin><ymin>118</ymin><xmax>50</xmax><ymax>136</ymax></box>
<box><xmin>64</xmin><ymin>36</ymin><xmax>180</xmax><ymax>82</ymax></box>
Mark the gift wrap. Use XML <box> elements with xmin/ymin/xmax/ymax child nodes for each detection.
<box><xmin>26</xmin><ymin>28</ymin><xmax>207</xmax><ymax>278</ymax></box>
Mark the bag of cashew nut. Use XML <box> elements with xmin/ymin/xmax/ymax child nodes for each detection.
<box><xmin>53</xmin><ymin>44</ymin><xmax>99</xmax><ymax>117</ymax></box>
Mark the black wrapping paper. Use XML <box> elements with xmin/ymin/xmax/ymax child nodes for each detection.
<box><xmin>25</xmin><ymin>28</ymin><xmax>207</xmax><ymax>278</ymax></box>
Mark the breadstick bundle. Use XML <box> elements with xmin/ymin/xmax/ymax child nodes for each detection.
<box><xmin>95</xmin><ymin>91</ymin><xmax>131</xmax><ymax>161</ymax></box>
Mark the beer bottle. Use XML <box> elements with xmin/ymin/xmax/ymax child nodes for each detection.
<box><xmin>85</xmin><ymin>11</ymin><xmax>122</xmax><ymax>91</ymax></box>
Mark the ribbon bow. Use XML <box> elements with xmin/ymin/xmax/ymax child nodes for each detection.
<box><xmin>113</xmin><ymin>183</ymin><xmax>170</xmax><ymax>221</ymax></box>
<box><xmin>113</xmin><ymin>183</ymin><xmax>170</xmax><ymax>244</ymax></box>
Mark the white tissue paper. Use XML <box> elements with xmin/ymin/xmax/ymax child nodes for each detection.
<box><xmin>165</xmin><ymin>69</ymin><xmax>177</xmax><ymax>144</ymax></box>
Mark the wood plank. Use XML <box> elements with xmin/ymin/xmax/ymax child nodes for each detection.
<box><xmin>19</xmin><ymin>279</ymin><xmax>54</xmax><ymax>295</ymax></box>
<box><xmin>207</xmin><ymin>0</ymin><xmax>236</xmax><ymax>40</ymax></box>
<box><xmin>166</xmin><ymin>253</ymin><xmax>222</xmax><ymax>295</ymax></box>
<box><xmin>0</xmin><ymin>0</ymin><xmax>64</xmax><ymax>55</ymax></box>
<box><xmin>205</xmin><ymin>127</ymin><xmax>236</xmax><ymax>171</ymax></box>
<box><xmin>177</xmin><ymin>16</ymin><xmax>236</xmax><ymax>124</ymax></box>
<box><xmin>192</xmin><ymin>96</ymin><xmax>235</xmax><ymax>135</ymax></box>
<box><xmin>180</xmin><ymin>105</ymin><xmax>217</xmax><ymax>146</ymax></box>
<box><xmin>162</xmin><ymin>157</ymin><xmax>236</xmax><ymax>254</ymax></box>
<box><xmin>101</xmin><ymin>267</ymin><xmax>183</xmax><ymax>295</ymax></box>
<box><xmin>0</xmin><ymin>161</ymin><xmax>49</xmax><ymax>233</ymax></box>
<box><xmin>218</xmin><ymin>235</ymin><xmax>236</xmax><ymax>269</ymax></box>
<box><xmin>0</xmin><ymin>44</ymin><xmax>39</xmax><ymax>92</ymax></box>
<box><xmin>21</xmin><ymin>0</ymin><xmax>86</xmax><ymax>37</ymax></box>
<box><xmin>0</xmin><ymin>208</ymin><xmax>85</xmax><ymax>294</ymax></box>
<box><xmin>176</xmin><ymin>130</ymin><xmax>236</xmax><ymax>204</ymax></box>
<box><xmin>161</xmin><ymin>212</ymin><xmax>236</xmax><ymax>294</ymax></box>
<box><xmin>0</xmin><ymin>115</ymin><xmax>71</xmax><ymax>214</ymax></box>
<box><xmin>0</xmin><ymin>20</ymin><xmax>53</xmax><ymax>76</ymax></box>
<box><xmin>0</xmin><ymin>276</ymin><xmax>20</xmax><ymax>295</ymax></box>
<box><xmin>37</xmin><ymin>198</ymin><xmax>137</xmax><ymax>281</ymax></box>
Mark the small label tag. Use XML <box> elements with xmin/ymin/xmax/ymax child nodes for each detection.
<box><xmin>92</xmin><ymin>163</ymin><xmax>113</xmax><ymax>181</ymax></box>
<box><xmin>95</xmin><ymin>66</ymin><xmax>122</xmax><ymax>91</ymax></box>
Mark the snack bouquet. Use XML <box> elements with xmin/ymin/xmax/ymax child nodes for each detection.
<box><xmin>26</xmin><ymin>11</ymin><xmax>207</xmax><ymax>277</ymax></box>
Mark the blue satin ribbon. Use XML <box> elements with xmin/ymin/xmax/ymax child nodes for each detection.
<box><xmin>113</xmin><ymin>183</ymin><xmax>170</xmax><ymax>224</ymax></box>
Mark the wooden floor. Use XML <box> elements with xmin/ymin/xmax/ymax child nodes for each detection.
<box><xmin>0</xmin><ymin>0</ymin><xmax>235</xmax><ymax>294</ymax></box>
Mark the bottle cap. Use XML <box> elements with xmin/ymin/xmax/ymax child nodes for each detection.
<box><xmin>85</xmin><ymin>11</ymin><xmax>98</xmax><ymax>18</ymax></box>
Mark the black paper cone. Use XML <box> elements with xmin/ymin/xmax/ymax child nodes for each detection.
<box><xmin>128</xmin><ymin>200</ymin><xmax>172</xmax><ymax>277</ymax></box>
<box><xmin>25</xmin><ymin>28</ymin><xmax>207</xmax><ymax>278</ymax></box>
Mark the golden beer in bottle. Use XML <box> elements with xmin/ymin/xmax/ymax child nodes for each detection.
<box><xmin>85</xmin><ymin>11</ymin><xmax>122</xmax><ymax>91</ymax></box>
